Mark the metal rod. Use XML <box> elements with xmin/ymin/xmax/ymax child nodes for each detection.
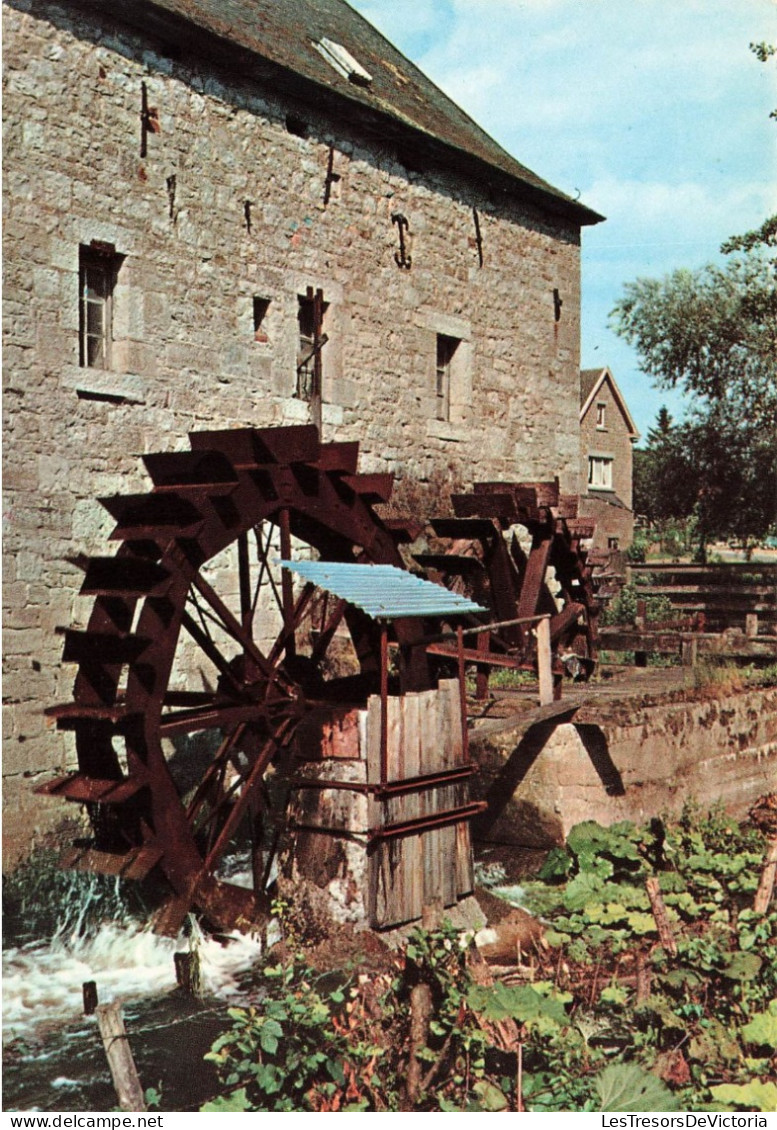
<box><xmin>411</xmin><ymin>613</ymin><xmax>550</xmax><ymax>648</ymax></box>
<box><xmin>288</xmin><ymin>763</ymin><xmax>477</xmax><ymax>796</ymax></box>
<box><xmin>367</xmin><ymin>801</ymin><xmax>488</xmax><ymax>842</ymax></box>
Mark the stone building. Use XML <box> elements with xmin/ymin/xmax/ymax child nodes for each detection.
<box><xmin>2</xmin><ymin>0</ymin><xmax>603</xmax><ymax>862</ymax></box>
<box><xmin>579</xmin><ymin>366</ymin><xmax>639</xmax><ymax>550</ymax></box>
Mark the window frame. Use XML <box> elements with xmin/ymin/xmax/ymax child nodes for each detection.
<box><xmin>588</xmin><ymin>455</ymin><xmax>614</xmax><ymax>490</ymax></box>
<box><xmin>435</xmin><ymin>333</ymin><xmax>459</xmax><ymax>422</ymax></box>
<box><xmin>79</xmin><ymin>245</ymin><xmax>120</xmax><ymax>370</ymax></box>
<box><xmin>596</xmin><ymin>402</ymin><xmax>607</xmax><ymax>429</ymax></box>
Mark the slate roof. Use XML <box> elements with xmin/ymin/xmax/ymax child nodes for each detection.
<box><xmin>115</xmin><ymin>0</ymin><xmax>603</xmax><ymax>225</ymax></box>
<box><xmin>580</xmin><ymin>367</ymin><xmax>603</xmax><ymax>408</ymax></box>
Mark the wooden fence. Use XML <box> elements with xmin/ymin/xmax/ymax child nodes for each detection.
<box><xmin>630</xmin><ymin>563</ymin><xmax>777</xmax><ymax>636</ymax></box>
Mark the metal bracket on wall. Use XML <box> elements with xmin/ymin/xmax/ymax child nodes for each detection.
<box><xmin>392</xmin><ymin>212</ymin><xmax>412</xmax><ymax>269</ymax></box>
<box><xmin>140</xmin><ymin>82</ymin><xmax>160</xmax><ymax>158</ymax></box>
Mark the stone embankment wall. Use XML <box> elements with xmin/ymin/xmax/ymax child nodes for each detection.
<box><xmin>3</xmin><ymin>0</ymin><xmax>582</xmax><ymax>863</ymax></box>
<box><xmin>471</xmin><ymin>686</ymin><xmax>777</xmax><ymax>845</ymax></box>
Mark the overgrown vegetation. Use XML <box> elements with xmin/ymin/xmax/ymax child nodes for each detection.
<box><xmin>599</xmin><ymin>583</ymin><xmax>674</xmax><ymax>628</ymax></box>
<box><xmin>199</xmin><ymin>806</ymin><xmax>777</xmax><ymax>1113</ymax></box>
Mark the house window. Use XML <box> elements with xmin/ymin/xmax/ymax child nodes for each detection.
<box><xmin>588</xmin><ymin>456</ymin><xmax>613</xmax><ymax>490</ymax></box>
<box><xmin>608</xmin><ymin>537</ymin><xmax>620</xmax><ymax>550</ymax></box>
<box><xmin>79</xmin><ymin>244</ymin><xmax>121</xmax><ymax>369</ymax></box>
<box><xmin>297</xmin><ymin>289</ymin><xmax>328</xmax><ymax>400</ymax></box>
<box><xmin>436</xmin><ymin>334</ymin><xmax>459</xmax><ymax>421</ymax></box>
<box><xmin>596</xmin><ymin>402</ymin><xmax>607</xmax><ymax>429</ymax></box>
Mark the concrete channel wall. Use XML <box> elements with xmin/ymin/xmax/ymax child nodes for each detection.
<box><xmin>470</xmin><ymin>685</ymin><xmax>777</xmax><ymax>845</ymax></box>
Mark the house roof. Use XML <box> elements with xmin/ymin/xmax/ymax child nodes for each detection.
<box><xmin>103</xmin><ymin>0</ymin><xmax>604</xmax><ymax>226</ymax></box>
<box><xmin>580</xmin><ymin>367</ymin><xmax>639</xmax><ymax>439</ymax></box>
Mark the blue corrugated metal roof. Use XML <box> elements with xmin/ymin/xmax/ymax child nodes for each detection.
<box><xmin>279</xmin><ymin>560</ymin><xmax>486</xmax><ymax>620</ymax></box>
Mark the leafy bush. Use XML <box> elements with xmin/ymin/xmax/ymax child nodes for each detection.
<box><xmin>200</xmin><ymin>807</ymin><xmax>776</xmax><ymax>1113</ymax></box>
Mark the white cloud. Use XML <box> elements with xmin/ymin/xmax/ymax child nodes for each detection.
<box><xmin>349</xmin><ymin>0</ymin><xmax>777</xmax><ymax>433</ymax></box>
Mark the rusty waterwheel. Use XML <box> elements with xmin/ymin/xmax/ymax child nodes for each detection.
<box><xmin>413</xmin><ymin>480</ymin><xmax>600</xmax><ymax>693</ymax></box>
<box><xmin>40</xmin><ymin>425</ymin><xmax>432</xmax><ymax>934</ymax></box>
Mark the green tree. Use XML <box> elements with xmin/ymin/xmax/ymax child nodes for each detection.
<box><xmin>633</xmin><ymin>409</ymin><xmax>697</xmax><ymax>529</ymax></box>
<box><xmin>611</xmin><ymin>248</ymin><xmax>777</xmax><ymax>559</ymax></box>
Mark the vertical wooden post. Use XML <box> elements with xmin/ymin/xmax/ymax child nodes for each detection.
<box><xmin>457</xmin><ymin>624</ymin><xmax>470</xmax><ymax>762</ymax></box>
<box><xmin>645</xmin><ymin>876</ymin><xmax>677</xmax><ymax>956</ymax></box>
<box><xmin>746</xmin><ymin>613</ymin><xmax>759</xmax><ymax>639</ymax></box>
<box><xmin>536</xmin><ymin>616</ymin><xmax>553</xmax><ymax>706</ymax></box>
<box><xmin>278</xmin><ymin>510</ymin><xmax>295</xmax><ymax>659</ymax></box>
<box><xmin>95</xmin><ymin>1003</ymin><xmax>147</xmax><ymax>1112</ymax></box>
<box><xmin>754</xmin><ymin>837</ymin><xmax>777</xmax><ymax>915</ymax></box>
<box><xmin>380</xmin><ymin>623</ymin><xmax>389</xmax><ymax>789</ymax></box>
<box><xmin>174</xmin><ymin>950</ymin><xmax>203</xmax><ymax>997</ymax></box>
<box><xmin>681</xmin><ymin>635</ymin><xmax>698</xmax><ymax>667</ymax></box>
<box><xmin>83</xmin><ymin>981</ymin><xmax>98</xmax><ymax>1015</ymax></box>
<box><xmin>475</xmin><ymin>628</ymin><xmax>489</xmax><ymax>700</ymax></box>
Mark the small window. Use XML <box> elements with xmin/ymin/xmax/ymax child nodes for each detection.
<box><xmin>436</xmin><ymin>334</ymin><xmax>459</xmax><ymax>422</ymax></box>
<box><xmin>253</xmin><ymin>297</ymin><xmax>270</xmax><ymax>342</ymax></box>
<box><xmin>588</xmin><ymin>456</ymin><xmax>613</xmax><ymax>490</ymax></box>
<box><xmin>79</xmin><ymin>244</ymin><xmax>121</xmax><ymax>369</ymax></box>
<box><xmin>608</xmin><ymin>537</ymin><xmax>620</xmax><ymax>550</ymax></box>
<box><xmin>297</xmin><ymin>289</ymin><xmax>328</xmax><ymax>401</ymax></box>
<box><xmin>596</xmin><ymin>402</ymin><xmax>606</xmax><ymax>429</ymax></box>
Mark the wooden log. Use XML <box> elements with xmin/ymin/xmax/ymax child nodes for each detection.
<box><xmin>635</xmin><ymin>952</ymin><xmax>651</xmax><ymax>1004</ymax></box>
<box><xmin>406</xmin><ymin>982</ymin><xmax>432</xmax><ymax>1105</ymax></box>
<box><xmin>83</xmin><ymin>981</ymin><xmax>98</xmax><ymax>1016</ymax></box>
<box><xmin>645</xmin><ymin>877</ymin><xmax>677</xmax><ymax>956</ymax></box>
<box><xmin>754</xmin><ymin>837</ymin><xmax>777</xmax><ymax>915</ymax></box>
<box><xmin>95</xmin><ymin>1003</ymin><xmax>147</xmax><ymax>1112</ymax></box>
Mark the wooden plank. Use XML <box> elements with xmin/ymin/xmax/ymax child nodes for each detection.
<box><xmin>95</xmin><ymin>1004</ymin><xmax>146</xmax><ymax>1112</ymax></box>
<box><xmin>388</xmin><ymin>695</ymin><xmax>405</xmax><ymax>926</ymax></box>
<box><xmin>366</xmin><ymin>695</ymin><xmax>383</xmax><ymax>926</ymax></box>
<box><xmin>402</xmin><ymin>693</ymin><xmax>420</xmax><ymax>922</ymax></box>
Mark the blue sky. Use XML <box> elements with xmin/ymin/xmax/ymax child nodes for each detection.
<box><xmin>350</xmin><ymin>0</ymin><xmax>776</xmax><ymax>441</ymax></box>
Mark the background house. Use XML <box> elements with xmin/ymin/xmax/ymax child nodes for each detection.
<box><xmin>579</xmin><ymin>366</ymin><xmax>640</xmax><ymax>550</ymax></box>
<box><xmin>3</xmin><ymin>0</ymin><xmax>602</xmax><ymax>861</ymax></box>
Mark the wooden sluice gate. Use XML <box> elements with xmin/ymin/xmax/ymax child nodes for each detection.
<box><xmin>285</xmin><ymin>680</ymin><xmax>481</xmax><ymax>930</ymax></box>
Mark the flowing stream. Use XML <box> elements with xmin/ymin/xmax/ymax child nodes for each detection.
<box><xmin>3</xmin><ymin>864</ymin><xmax>274</xmax><ymax>1112</ymax></box>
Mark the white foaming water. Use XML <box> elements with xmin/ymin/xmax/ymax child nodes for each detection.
<box><xmin>2</xmin><ymin>918</ymin><xmax>272</xmax><ymax>1042</ymax></box>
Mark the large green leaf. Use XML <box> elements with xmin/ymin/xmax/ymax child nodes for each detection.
<box><xmin>473</xmin><ymin>1079</ymin><xmax>509</xmax><ymax>1111</ymax></box>
<box><xmin>710</xmin><ymin>1081</ymin><xmax>777</xmax><ymax>1112</ymax></box>
<box><xmin>563</xmin><ymin>872</ymin><xmax>604</xmax><ymax>911</ymax></box>
<box><xmin>538</xmin><ymin>846</ymin><xmax>573</xmax><ymax>881</ymax></box>
<box><xmin>468</xmin><ymin>982</ymin><xmax>567</xmax><ymax>1026</ymax></box>
<box><xmin>595</xmin><ymin>1063</ymin><xmax>680</xmax><ymax>1112</ymax></box>
<box><xmin>722</xmin><ymin>951</ymin><xmax>763</xmax><ymax>981</ymax></box>
<box><xmin>742</xmin><ymin>1002</ymin><xmax>777</xmax><ymax>1050</ymax></box>
<box><xmin>201</xmin><ymin>1087</ymin><xmax>252</xmax><ymax>1112</ymax></box>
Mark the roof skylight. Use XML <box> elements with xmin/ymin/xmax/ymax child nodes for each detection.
<box><xmin>314</xmin><ymin>37</ymin><xmax>372</xmax><ymax>86</ymax></box>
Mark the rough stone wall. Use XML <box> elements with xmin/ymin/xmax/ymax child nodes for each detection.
<box><xmin>2</xmin><ymin>0</ymin><xmax>583</xmax><ymax>862</ymax></box>
<box><xmin>580</xmin><ymin>376</ymin><xmax>635</xmax><ymax>548</ymax></box>
<box><xmin>471</xmin><ymin>686</ymin><xmax>777</xmax><ymax>846</ymax></box>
